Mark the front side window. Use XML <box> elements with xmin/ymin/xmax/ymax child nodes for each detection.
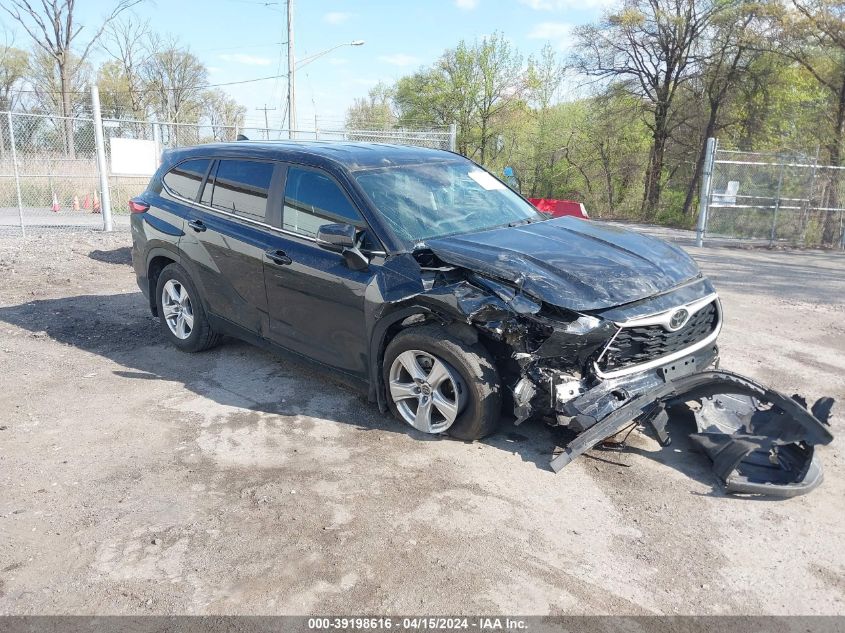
<box><xmin>352</xmin><ymin>160</ymin><xmax>543</xmax><ymax>244</ymax></box>
<box><xmin>162</xmin><ymin>159</ymin><xmax>211</xmax><ymax>201</ymax></box>
<box><xmin>206</xmin><ymin>159</ymin><xmax>274</xmax><ymax>221</ymax></box>
<box><xmin>282</xmin><ymin>167</ymin><xmax>363</xmax><ymax>238</ymax></box>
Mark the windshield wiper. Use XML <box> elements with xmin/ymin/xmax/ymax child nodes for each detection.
<box><xmin>506</xmin><ymin>218</ymin><xmax>536</xmax><ymax>228</ymax></box>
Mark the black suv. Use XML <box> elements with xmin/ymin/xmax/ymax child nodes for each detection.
<box><xmin>130</xmin><ymin>141</ymin><xmax>832</xmax><ymax>494</ymax></box>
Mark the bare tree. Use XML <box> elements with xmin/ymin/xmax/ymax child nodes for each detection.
<box><xmin>29</xmin><ymin>47</ymin><xmax>90</xmax><ymax>117</ymax></box>
<box><xmin>142</xmin><ymin>35</ymin><xmax>207</xmax><ymax>144</ymax></box>
<box><xmin>573</xmin><ymin>0</ymin><xmax>729</xmax><ymax>217</ymax></box>
<box><xmin>0</xmin><ymin>0</ymin><xmax>143</xmax><ymax>157</ymax></box>
<box><xmin>679</xmin><ymin>5</ymin><xmax>761</xmax><ymax>216</ymax></box>
<box><xmin>102</xmin><ymin>17</ymin><xmax>150</xmax><ymax>121</ymax></box>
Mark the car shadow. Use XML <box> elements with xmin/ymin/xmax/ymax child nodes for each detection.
<box><xmin>88</xmin><ymin>246</ymin><xmax>132</xmax><ymax>265</ymax></box>
<box><xmin>0</xmin><ymin>288</ymin><xmax>728</xmax><ymax>490</ymax></box>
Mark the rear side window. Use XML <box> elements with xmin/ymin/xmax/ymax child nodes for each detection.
<box><xmin>162</xmin><ymin>159</ymin><xmax>210</xmax><ymax>201</ymax></box>
<box><xmin>283</xmin><ymin>167</ymin><xmax>362</xmax><ymax>238</ymax></box>
<box><xmin>206</xmin><ymin>159</ymin><xmax>274</xmax><ymax>221</ymax></box>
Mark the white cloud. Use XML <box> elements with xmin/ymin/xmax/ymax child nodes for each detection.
<box><xmin>378</xmin><ymin>53</ymin><xmax>420</xmax><ymax>67</ymax></box>
<box><xmin>527</xmin><ymin>21</ymin><xmax>573</xmax><ymax>40</ymax></box>
<box><xmin>323</xmin><ymin>11</ymin><xmax>353</xmax><ymax>24</ymax></box>
<box><xmin>219</xmin><ymin>53</ymin><xmax>272</xmax><ymax>66</ymax></box>
<box><xmin>455</xmin><ymin>0</ymin><xmax>479</xmax><ymax>10</ymax></box>
<box><xmin>520</xmin><ymin>0</ymin><xmax>614</xmax><ymax>9</ymax></box>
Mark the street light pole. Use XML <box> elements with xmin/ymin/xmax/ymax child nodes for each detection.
<box><xmin>286</xmin><ymin>0</ymin><xmax>296</xmax><ymax>138</ymax></box>
<box><xmin>284</xmin><ymin>0</ymin><xmax>362</xmax><ymax>140</ymax></box>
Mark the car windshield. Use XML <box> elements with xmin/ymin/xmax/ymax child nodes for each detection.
<box><xmin>352</xmin><ymin>160</ymin><xmax>544</xmax><ymax>244</ymax></box>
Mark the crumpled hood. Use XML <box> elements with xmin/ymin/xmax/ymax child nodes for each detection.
<box><xmin>427</xmin><ymin>217</ymin><xmax>702</xmax><ymax>311</ymax></box>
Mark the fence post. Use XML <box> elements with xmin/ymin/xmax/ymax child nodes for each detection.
<box><xmin>91</xmin><ymin>85</ymin><xmax>113</xmax><ymax>232</ymax></box>
<box><xmin>448</xmin><ymin>123</ymin><xmax>457</xmax><ymax>153</ymax></box>
<box><xmin>7</xmin><ymin>111</ymin><xmax>25</xmax><ymax>237</ymax></box>
<box><xmin>770</xmin><ymin>158</ymin><xmax>785</xmax><ymax>247</ymax></box>
<box><xmin>696</xmin><ymin>137</ymin><xmax>716</xmax><ymax>247</ymax></box>
<box><xmin>799</xmin><ymin>147</ymin><xmax>820</xmax><ymax>246</ymax></box>
<box><xmin>152</xmin><ymin>120</ymin><xmax>161</xmax><ymax>158</ymax></box>
<box><xmin>840</xmin><ymin>207</ymin><xmax>844</xmax><ymax>250</ymax></box>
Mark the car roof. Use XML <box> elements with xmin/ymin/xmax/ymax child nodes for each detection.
<box><xmin>163</xmin><ymin>141</ymin><xmax>462</xmax><ymax>172</ymax></box>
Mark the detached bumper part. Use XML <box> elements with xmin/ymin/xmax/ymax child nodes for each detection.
<box><xmin>551</xmin><ymin>370</ymin><xmax>834</xmax><ymax>498</ymax></box>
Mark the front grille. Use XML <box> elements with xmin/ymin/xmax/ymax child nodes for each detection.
<box><xmin>598</xmin><ymin>301</ymin><xmax>719</xmax><ymax>373</ymax></box>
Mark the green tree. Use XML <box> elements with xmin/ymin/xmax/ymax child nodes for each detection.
<box><xmin>394</xmin><ymin>32</ymin><xmax>524</xmax><ymax>162</ymax></box>
<box><xmin>346</xmin><ymin>82</ymin><xmax>396</xmax><ymax>130</ymax></box>
<box><xmin>202</xmin><ymin>88</ymin><xmax>246</xmax><ymax>141</ymax></box>
<box><xmin>0</xmin><ymin>44</ymin><xmax>29</xmax><ymax>158</ymax></box>
<box><xmin>98</xmin><ymin>59</ymin><xmax>135</xmax><ymax>119</ymax></box>
<box><xmin>765</xmin><ymin>0</ymin><xmax>845</xmax><ymax>244</ymax></box>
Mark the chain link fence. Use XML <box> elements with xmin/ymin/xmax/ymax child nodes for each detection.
<box><xmin>701</xmin><ymin>141</ymin><xmax>845</xmax><ymax>249</ymax></box>
<box><xmin>1</xmin><ymin>103</ymin><xmax>455</xmax><ymax>235</ymax></box>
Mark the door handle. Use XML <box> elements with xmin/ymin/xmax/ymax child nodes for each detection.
<box><xmin>188</xmin><ymin>219</ymin><xmax>206</xmax><ymax>232</ymax></box>
<box><xmin>265</xmin><ymin>249</ymin><xmax>292</xmax><ymax>266</ymax></box>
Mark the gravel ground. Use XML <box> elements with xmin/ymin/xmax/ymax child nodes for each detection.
<box><xmin>0</xmin><ymin>230</ymin><xmax>843</xmax><ymax>615</ymax></box>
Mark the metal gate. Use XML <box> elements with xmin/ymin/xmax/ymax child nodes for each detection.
<box><xmin>697</xmin><ymin>138</ymin><xmax>845</xmax><ymax>248</ymax></box>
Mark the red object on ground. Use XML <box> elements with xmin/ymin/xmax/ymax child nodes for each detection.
<box><xmin>528</xmin><ymin>198</ymin><xmax>589</xmax><ymax>219</ymax></box>
<box><xmin>51</xmin><ymin>193</ymin><xmax>60</xmax><ymax>212</ymax></box>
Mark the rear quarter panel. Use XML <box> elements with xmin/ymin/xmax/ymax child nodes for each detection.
<box><xmin>130</xmin><ymin>190</ymin><xmax>188</xmax><ymax>299</ymax></box>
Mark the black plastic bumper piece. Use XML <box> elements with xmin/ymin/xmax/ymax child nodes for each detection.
<box><xmin>551</xmin><ymin>370</ymin><xmax>834</xmax><ymax>498</ymax></box>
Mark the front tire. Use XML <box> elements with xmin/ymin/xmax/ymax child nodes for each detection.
<box><xmin>383</xmin><ymin>324</ymin><xmax>501</xmax><ymax>440</ymax></box>
<box><xmin>155</xmin><ymin>263</ymin><xmax>220</xmax><ymax>352</ymax></box>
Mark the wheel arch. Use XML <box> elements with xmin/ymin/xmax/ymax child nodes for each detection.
<box><xmin>367</xmin><ymin>304</ymin><xmax>487</xmax><ymax>412</ymax></box>
<box><xmin>146</xmin><ymin>248</ymin><xmax>181</xmax><ymax>316</ymax></box>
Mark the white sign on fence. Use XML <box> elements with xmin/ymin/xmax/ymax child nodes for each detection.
<box><xmin>110</xmin><ymin>138</ymin><xmax>158</xmax><ymax>176</ymax></box>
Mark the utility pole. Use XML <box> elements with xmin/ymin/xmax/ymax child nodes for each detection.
<box><xmin>286</xmin><ymin>0</ymin><xmax>296</xmax><ymax>139</ymax></box>
<box><xmin>256</xmin><ymin>104</ymin><xmax>277</xmax><ymax>140</ymax></box>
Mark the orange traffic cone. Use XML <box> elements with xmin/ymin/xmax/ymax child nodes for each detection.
<box><xmin>72</xmin><ymin>195</ymin><xmax>80</xmax><ymax>211</ymax></box>
<box><xmin>92</xmin><ymin>191</ymin><xmax>101</xmax><ymax>214</ymax></box>
<box><xmin>82</xmin><ymin>194</ymin><xmax>91</xmax><ymax>210</ymax></box>
<box><xmin>51</xmin><ymin>193</ymin><xmax>60</xmax><ymax>212</ymax></box>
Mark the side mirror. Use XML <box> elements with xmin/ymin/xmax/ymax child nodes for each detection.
<box><xmin>316</xmin><ymin>222</ymin><xmax>357</xmax><ymax>252</ymax></box>
<box><xmin>316</xmin><ymin>223</ymin><xmax>369</xmax><ymax>271</ymax></box>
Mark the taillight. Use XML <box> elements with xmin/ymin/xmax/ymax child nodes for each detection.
<box><xmin>129</xmin><ymin>199</ymin><xmax>149</xmax><ymax>213</ymax></box>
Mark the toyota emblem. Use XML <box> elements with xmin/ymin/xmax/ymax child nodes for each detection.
<box><xmin>668</xmin><ymin>308</ymin><xmax>690</xmax><ymax>330</ymax></box>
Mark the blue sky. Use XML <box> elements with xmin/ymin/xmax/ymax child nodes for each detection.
<box><xmin>3</xmin><ymin>0</ymin><xmax>613</xmax><ymax>128</ymax></box>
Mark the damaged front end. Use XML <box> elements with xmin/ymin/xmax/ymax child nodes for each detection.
<box><xmin>516</xmin><ymin>303</ymin><xmax>833</xmax><ymax>497</ymax></box>
<box><xmin>551</xmin><ymin>368</ymin><xmax>834</xmax><ymax>497</ymax></box>
<box><xmin>405</xmin><ymin>248</ymin><xmax>834</xmax><ymax>498</ymax></box>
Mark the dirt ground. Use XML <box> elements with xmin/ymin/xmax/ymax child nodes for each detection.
<box><xmin>0</xmin><ymin>229</ymin><xmax>843</xmax><ymax>616</ymax></box>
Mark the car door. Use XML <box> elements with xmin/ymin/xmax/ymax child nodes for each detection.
<box><xmin>178</xmin><ymin>158</ymin><xmax>281</xmax><ymax>334</ymax></box>
<box><xmin>263</xmin><ymin>164</ymin><xmax>382</xmax><ymax>378</ymax></box>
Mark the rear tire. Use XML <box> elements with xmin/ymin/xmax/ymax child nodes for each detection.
<box><xmin>383</xmin><ymin>324</ymin><xmax>501</xmax><ymax>440</ymax></box>
<box><xmin>155</xmin><ymin>263</ymin><xmax>220</xmax><ymax>352</ymax></box>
